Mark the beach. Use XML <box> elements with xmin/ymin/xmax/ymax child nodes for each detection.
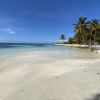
<box><xmin>0</xmin><ymin>43</ymin><xmax>100</xmax><ymax>100</ymax></box>
<box><xmin>0</xmin><ymin>0</ymin><xmax>100</xmax><ymax>99</ymax></box>
<box><xmin>54</xmin><ymin>43</ymin><xmax>89</xmax><ymax>48</ymax></box>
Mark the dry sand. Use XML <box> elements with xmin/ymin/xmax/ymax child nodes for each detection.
<box><xmin>0</xmin><ymin>52</ymin><xmax>100</xmax><ymax>100</ymax></box>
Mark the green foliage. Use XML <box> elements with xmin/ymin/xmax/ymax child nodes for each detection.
<box><xmin>60</xmin><ymin>34</ymin><xmax>66</xmax><ymax>40</ymax></box>
<box><xmin>72</xmin><ymin>17</ymin><xmax>100</xmax><ymax>45</ymax></box>
<box><xmin>95</xmin><ymin>29</ymin><xmax>100</xmax><ymax>43</ymax></box>
<box><xmin>58</xmin><ymin>17</ymin><xmax>100</xmax><ymax>45</ymax></box>
<box><xmin>68</xmin><ymin>37</ymin><xmax>76</xmax><ymax>44</ymax></box>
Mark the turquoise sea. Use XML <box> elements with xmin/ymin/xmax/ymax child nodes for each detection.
<box><xmin>0</xmin><ymin>43</ymin><xmax>100</xmax><ymax>60</ymax></box>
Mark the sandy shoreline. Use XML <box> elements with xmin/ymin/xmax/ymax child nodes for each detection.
<box><xmin>54</xmin><ymin>43</ymin><xmax>89</xmax><ymax>48</ymax></box>
<box><xmin>0</xmin><ymin>51</ymin><xmax>100</xmax><ymax>100</ymax></box>
<box><xmin>54</xmin><ymin>44</ymin><xmax>100</xmax><ymax>54</ymax></box>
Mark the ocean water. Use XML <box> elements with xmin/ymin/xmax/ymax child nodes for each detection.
<box><xmin>0</xmin><ymin>43</ymin><xmax>100</xmax><ymax>60</ymax></box>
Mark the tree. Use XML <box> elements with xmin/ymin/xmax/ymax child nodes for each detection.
<box><xmin>74</xmin><ymin>16</ymin><xmax>88</xmax><ymax>44</ymax></box>
<box><xmin>60</xmin><ymin>34</ymin><xmax>65</xmax><ymax>41</ymax></box>
<box><xmin>96</xmin><ymin>29</ymin><xmax>100</xmax><ymax>44</ymax></box>
<box><xmin>68</xmin><ymin>37</ymin><xmax>76</xmax><ymax>44</ymax></box>
<box><xmin>88</xmin><ymin>19</ymin><xmax>100</xmax><ymax>49</ymax></box>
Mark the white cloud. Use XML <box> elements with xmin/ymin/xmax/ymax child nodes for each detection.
<box><xmin>0</xmin><ymin>28</ymin><xmax>16</xmax><ymax>34</ymax></box>
<box><xmin>6</xmin><ymin>29</ymin><xmax>16</xmax><ymax>34</ymax></box>
<box><xmin>9</xmin><ymin>30</ymin><xmax>15</xmax><ymax>34</ymax></box>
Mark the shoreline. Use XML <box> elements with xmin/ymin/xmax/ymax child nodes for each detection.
<box><xmin>54</xmin><ymin>43</ymin><xmax>89</xmax><ymax>48</ymax></box>
<box><xmin>0</xmin><ymin>45</ymin><xmax>100</xmax><ymax>100</ymax></box>
<box><xmin>54</xmin><ymin>43</ymin><xmax>100</xmax><ymax>53</ymax></box>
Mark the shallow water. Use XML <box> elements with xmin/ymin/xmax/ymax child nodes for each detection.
<box><xmin>0</xmin><ymin>43</ymin><xmax>100</xmax><ymax>71</ymax></box>
<box><xmin>0</xmin><ymin>43</ymin><xmax>100</xmax><ymax>60</ymax></box>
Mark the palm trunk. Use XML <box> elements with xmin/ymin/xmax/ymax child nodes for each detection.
<box><xmin>93</xmin><ymin>36</ymin><xmax>96</xmax><ymax>44</ymax></box>
<box><xmin>82</xmin><ymin>35</ymin><xmax>85</xmax><ymax>44</ymax></box>
<box><xmin>89</xmin><ymin>33</ymin><xmax>92</xmax><ymax>51</ymax></box>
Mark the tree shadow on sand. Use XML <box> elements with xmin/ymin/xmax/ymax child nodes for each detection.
<box><xmin>86</xmin><ymin>94</ymin><xmax>100</xmax><ymax>100</ymax></box>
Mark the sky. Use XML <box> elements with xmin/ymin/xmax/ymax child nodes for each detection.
<box><xmin>0</xmin><ymin>0</ymin><xmax>100</xmax><ymax>43</ymax></box>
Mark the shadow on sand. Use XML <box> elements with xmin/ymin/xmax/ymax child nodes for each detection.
<box><xmin>86</xmin><ymin>94</ymin><xmax>100</xmax><ymax>100</ymax></box>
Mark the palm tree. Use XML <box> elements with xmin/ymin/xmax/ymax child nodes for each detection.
<box><xmin>74</xmin><ymin>16</ymin><xmax>88</xmax><ymax>44</ymax></box>
<box><xmin>91</xmin><ymin>19</ymin><xmax>99</xmax><ymax>41</ymax></box>
<box><xmin>60</xmin><ymin>34</ymin><xmax>65</xmax><ymax>41</ymax></box>
<box><xmin>88</xmin><ymin>19</ymin><xmax>100</xmax><ymax>50</ymax></box>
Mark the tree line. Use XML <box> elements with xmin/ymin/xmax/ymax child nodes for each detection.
<box><xmin>60</xmin><ymin>17</ymin><xmax>100</xmax><ymax>45</ymax></box>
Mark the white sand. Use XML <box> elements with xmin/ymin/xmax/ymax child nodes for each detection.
<box><xmin>54</xmin><ymin>44</ymin><xmax>89</xmax><ymax>48</ymax></box>
<box><xmin>0</xmin><ymin>52</ymin><xmax>100</xmax><ymax>100</ymax></box>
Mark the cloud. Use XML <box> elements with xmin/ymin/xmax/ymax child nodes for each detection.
<box><xmin>0</xmin><ymin>14</ymin><xmax>16</xmax><ymax>34</ymax></box>
<box><xmin>6</xmin><ymin>29</ymin><xmax>16</xmax><ymax>34</ymax></box>
<box><xmin>0</xmin><ymin>14</ymin><xmax>17</xmax><ymax>32</ymax></box>
<box><xmin>0</xmin><ymin>28</ymin><xmax>16</xmax><ymax>34</ymax></box>
<box><xmin>9</xmin><ymin>31</ymin><xmax>16</xmax><ymax>34</ymax></box>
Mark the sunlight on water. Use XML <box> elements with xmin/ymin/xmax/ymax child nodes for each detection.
<box><xmin>0</xmin><ymin>43</ymin><xmax>100</xmax><ymax>60</ymax></box>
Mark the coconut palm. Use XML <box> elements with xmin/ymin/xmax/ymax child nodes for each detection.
<box><xmin>60</xmin><ymin>34</ymin><xmax>65</xmax><ymax>41</ymax></box>
<box><xmin>88</xmin><ymin>19</ymin><xmax>100</xmax><ymax>49</ymax></box>
<box><xmin>74</xmin><ymin>16</ymin><xmax>88</xmax><ymax>44</ymax></box>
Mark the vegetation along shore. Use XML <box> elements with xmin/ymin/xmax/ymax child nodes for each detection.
<box><xmin>56</xmin><ymin>16</ymin><xmax>100</xmax><ymax>51</ymax></box>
